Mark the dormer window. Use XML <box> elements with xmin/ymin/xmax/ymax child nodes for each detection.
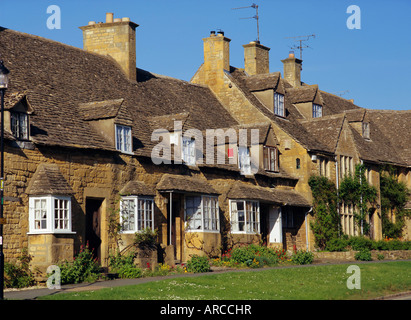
<box><xmin>263</xmin><ymin>146</ymin><xmax>279</xmax><ymax>172</ymax></box>
<box><xmin>274</xmin><ymin>93</ymin><xmax>285</xmax><ymax>117</ymax></box>
<box><xmin>238</xmin><ymin>146</ymin><xmax>251</xmax><ymax>175</ymax></box>
<box><xmin>182</xmin><ymin>136</ymin><xmax>196</xmax><ymax>166</ymax></box>
<box><xmin>115</xmin><ymin>124</ymin><xmax>132</xmax><ymax>153</ymax></box>
<box><xmin>313</xmin><ymin>104</ymin><xmax>323</xmax><ymax>118</ymax></box>
<box><xmin>11</xmin><ymin>111</ymin><xmax>29</xmax><ymax>140</ymax></box>
<box><xmin>362</xmin><ymin>122</ymin><xmax>370</xmax><ymax>140</ymax></box>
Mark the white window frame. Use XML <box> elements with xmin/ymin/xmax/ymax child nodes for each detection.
<box><xmin>313</xmin><ymin>104</ymin><xmax>323</xmax><ymax>118</ymax></box>
<box><xmin>274</xmin><ymin>93</ymin><xmax>285</xmax><ymax>117</ymax></box>
<box><xmin>28</xmin><ymin>195</ymin><xmax>74</xmax><ymax>234</ymax></box>
<box><xmin>184</xmin><ymin>195</ymin><xmax>219</xmax><ymax>233</ymax></box>
<box><xmin>229</xmin><ymin>199</ymin><xmax>260</xmax><ymax>234</ymax></box>
<box><xmin>10</xmin><ymin>111</ymin><xmax>29</xmax><ymax>140</ymax></box>
<box><xmin>120</xmin><ymin>196</ymin><xmax>154</xmax><ymax>234</ymax></box>
<box><xmin>182</xmin><ymin>136</ymin><xmax>196</xmax><ymax>166</ymax></box>
<box><xmin>238</xmin><ymin>146</ymin><xmax>251</xmax><ymax>175</ymax></box>
<box><xmin>362</xmin><ymin>122</ymin><xmax>370</xmax><ymax>139</ymax></box>
<box><xmin>263</xmin><ymin>145</ymin><xmax>279</xmax><ymax>172</ymax></box>
<box><xmin>115</xmin><ymin>124</ymin><xmax>133</xmax><ymax>154</ymax></box>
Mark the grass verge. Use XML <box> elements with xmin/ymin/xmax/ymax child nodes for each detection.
<box><xmin>39</xmin><ymin>261</ymin><xmax>411</xmax><ymax>300</ymax></box>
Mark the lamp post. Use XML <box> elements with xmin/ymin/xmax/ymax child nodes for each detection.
<box><xmin>0</xmin><ymin>60</ymin><xmax>9</xmax><ymax>300</ymax></box>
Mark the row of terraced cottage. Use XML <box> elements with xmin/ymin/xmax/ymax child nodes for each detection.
<box><xmin>1</xmin><ymin>13</ymin><xmax>410</xmax><ymax>273</ymax></box>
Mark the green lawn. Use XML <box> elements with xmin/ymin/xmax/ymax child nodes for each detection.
<box><xmin>40</xmin><ymin>261</ymin><xmax>411</xmax><ymax>300</ymax></box>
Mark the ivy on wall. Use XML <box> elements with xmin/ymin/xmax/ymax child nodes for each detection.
<box><xmin>339</xmin><ymin>164</ymin><xmax>378</xmax><ymax>236</ymax></box>
<box><xmin>380</xmin><ymin>166</ymin><xmax>411</xmax><ymax>239</ymax></box>
<box><xmin>308</xmin><ymin>175</ymin><xmax>340</xmax><ymax>250</ymax></box>
<box><xmin>309</xmin><ymin>163</ymin><xmax>411</xmax><ymax>249</ymax></box>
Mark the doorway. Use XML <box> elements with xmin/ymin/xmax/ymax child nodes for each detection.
<box><xmin>167</xmin><ymin>199</ymin><xmax>179</xmax><ymax>258</ymax></box>
<box><xmin>85</xmin><ymin>198</ymin><xmax>104</xmax><ymax>264</ymax></box>
<box><xmin>268</xmin><ymin>207</ymin><xmax>282</xmax><ymax>244</ymax></box>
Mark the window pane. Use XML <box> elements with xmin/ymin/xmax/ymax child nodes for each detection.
<box><xmin>182</xmin><ymin>137</ymin><xmax>196</xmax><ymax>165</ymax></box>
<box><xmin>121</xmin><ymin>199</ymin><xmax>136</xmax><ymax>231</ymax></box>
<box><xmin>185</xmin><ymin>196</ymin><xmax>202</xmax><ymax>230</ymax></box>
<box><xmin>238</xmin><ymin>147</ymin><xmax>251</xmax><ymax>175</ymax></box>
<box><xmin>116</xmin><ymin>126</ymin><xmax>122</xmax><ymax>150</ymax></box>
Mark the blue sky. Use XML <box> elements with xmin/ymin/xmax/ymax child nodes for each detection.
<box><xmin>1</xmin><ymin>0</ymin><xmax>410</xmax><ymax>110</ymax></box>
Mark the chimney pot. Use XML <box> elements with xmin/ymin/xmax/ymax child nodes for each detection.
<box><xmin>122</xmin><ymin>17</ymin><xmax>130</xmax><ymax>22</ymax></box>
<box><xmin>289</xmin><ymin>51</ymin><xmax>295</xmax><ymax>58</ymax></box>
<box><xmin>88</xmin><ymin>21</ymin><xmax>96</xmax><ymax>25</ymax></box>
<box><xmin>106</xmin><ymin>12</ymin><xmax>114</xmax><ymax>23</ymax></box>
<box><xmin>114</xmin><ymin>18</ymin><xmax>122</xmax><ymax>22</ymax></box>
<box><xmin>210</xmin><ymin>30</ymin><xmax>216</xmax><ymax>37</ymax></box>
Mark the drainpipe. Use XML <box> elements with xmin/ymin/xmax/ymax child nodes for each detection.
<box><xmin>360</xmin><ymin>160</ymin><xmax>364</xmax><ymax>235</ymax></box>
<box><xmin>169</xmin><ymin>192</ymin><xmax>173</xmax><ymax>246</ymax></box>
<box><xmin>335</xmin><ymin>156</ymin><xmax>340</xmax><ymax>236</ymax></box>
<box><xmin>305</xmin><ymin>207</ymin><xmax>312</xmax><ymax>251</ymax></box>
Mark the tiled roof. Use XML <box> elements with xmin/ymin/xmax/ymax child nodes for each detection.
<box><xmin>120</xmin><ymin>181</ymin><xmax>156</xmax><ymax>196</ymax></box>
<box><xmin>26</xmin><ymin>163</ymin><xmax>73</xmax><ymax>195</ymax></box>
<box><xmin>156</xmin><ymin>174</ymin><xmax>219</xmax><ymax>195</ymax></box>
<box><xmin>227</xmin><ymin>181</ymin><xmax>310</xmax><ymax>207</ymax></box>
<box><xmin>0</xmin><ymin>27</ymin><xmax>238</xmax><ymax>155</ymax></box>
<box><xmin>299</xmin><ymin>114</ymin><xmax>345</xmax><ymax>154</ymax></box>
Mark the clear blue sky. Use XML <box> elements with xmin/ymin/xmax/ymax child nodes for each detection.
<box><xmin>1</xmin><ymin>0</ymin><xmax>411</xmax><ymax>110</ymax></box>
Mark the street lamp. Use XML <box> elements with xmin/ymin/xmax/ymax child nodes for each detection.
<box><xmin>0</xmin><ymin>59</ymin><xmax>9</xmax><ymax>300</ymax></box>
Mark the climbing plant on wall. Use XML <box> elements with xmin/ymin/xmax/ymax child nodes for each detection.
<box><xmin>339</xmin><ymin>164</ymin><xmax>378</xmax><ymax>236</ymax></box>
<box><xmin>308</xmin><ymin>175</ymin><xmax>340</xmax><ymax>250</ymax></box>
<box><xmin>380</xmin><ymin>166</ymin><xmax>411</xmax><ymax>239</ymax></box>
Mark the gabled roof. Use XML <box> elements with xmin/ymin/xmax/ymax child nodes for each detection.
<box><xmin>286</xmin><ymin>85</ymin><xmax>321</xmax><ymax>104</ymax></box>
<box><xmin>244</xmin><ymin>72</ymin><xmax>281</xmax><ymax>92</ymax></box>
<box><xmin>227</xmin><ymin>181</ymin><xmax>310</xmax><ymax>207</ymax></box>
<box><xmin>26</xmin><ymin>163</ymin><xmax>73</xmax><ymax>195</ymax></box>
<box><xmin>299</xmin><ymin>114</ymin><xmax>345</xmax><ymax>154</ymax></box>
<box><xmin>4</xmin><ymin>91</ymin><xmax>34</xmax><ymax>113</ymax></box>
<box><xmin>227</xmin><ymin>67</ymin><xmax>328</xmax><ymax>153</ymax></box>
<box><xmin>359</xmin><ymin>110</ymin><xmax>411</xmax><ymax>166</ymax></box>
<box><xmin>0</xmin><ymin>27</ymin><xmax>238</xmax><ymax>155</ymax></box>
<box><xmin>156</xmin><ymin>174</ymin><xmax>219</xmax><ymax>195</ymax></box>
<box><xmin>320</xmin><ymin>91</ymin><xmax>361</xmax><ymax>116</ymax></box>
<box><xmin>120</xmin><ymin>181</ymin><xmax>156</xmax><ymax>196</ymax></box>
<box><xmin>79</xmin><ymin>99</ymin><xmax>125</xmax><ymax>121</ymax></box>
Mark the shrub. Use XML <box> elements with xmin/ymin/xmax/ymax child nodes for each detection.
<box><xmin>134</xmin><ymin>228</ymin><xmax>158</xmax><ymax>250</ymax></box>
<box><xmin>186</xmin><ymin>255</ymin><xmax>210</xmax><ymax>273</ymax></box>
<box><xmin>109</xmin><ymin>251</ymin><xmax>143</xmax><ymax>279</ymax></box>
<box><xmin>348</xmin><ymin>236</ymin><xmax>373</xmax><ymax>251</ymax></box>
<box><xmin>231</xmin><ymin>246</ymin><xmax>255</xmax><ymax>264</ymax></box>
<box><xmin>326</xmin><ymin>238</ymin><xmax>349</xmax><ymax>252</ymax></box>
<box><xmin>4</xmin><ymin>249</ymin><xmax>35</xmax><ymax>288</ymax></box>
<box><xmin>355</xmin><ymin>249</ymin><xmax>372</xmax><ymax>261</ymax></box>
<box><xmin>59</xmin><ymin>245</ymin><xmax>101</xmax><ymax>284</ymax></box>
<box><xmin>291</xmin><ymin>250</ymin><xmax>314</xmax><ymax>265</ymax></box>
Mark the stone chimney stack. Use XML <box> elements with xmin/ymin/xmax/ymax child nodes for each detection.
<box><xmin>79</xmin><ymin>13</ymin><xmax>139</xmax><ymax>81</ymax></box>
<box><xmin>281</xmin><ymin>51</ymin><xmax>302</xmax><ymax>87</ymax></box>
<box><xmin>202</xmin><ymin>30</ymin><xmax>231</xmax><ymax>87</ymax></box>
<box><xmin>243</xmin><ymin>41</ymin><xmax>270</xmax><ymax>75</ymax></box>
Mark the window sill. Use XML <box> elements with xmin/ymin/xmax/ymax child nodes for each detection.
<box><xmin>27</xmin><ymin>231</ymin><xmax>76</xmax><ymax>235</ymax></box>
<box><xmin>117</xmin><ymin>150</ymin><xmax>134</xmax><ymax>156</ymax></box>
<box><xmin>230</xmin><ymin>231</ymin><xmax>260</xmax><ymax>235</ymax></box>
<box><xmin>184</xmin><ymin>229</ymin><xmax>220</xmax><ymax>234</ymax></box>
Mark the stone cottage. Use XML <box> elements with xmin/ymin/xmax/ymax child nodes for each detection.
<box><xmin>0</xmin><ymin>13</ymin><xmax>410</xmax><ymax>273</ymax></box>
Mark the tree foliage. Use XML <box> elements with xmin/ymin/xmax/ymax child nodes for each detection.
<box><xmin>339</xmin><ymin>164</ymin><xmax>378</xmax><ymax>235</ymax></box>
<box><xmin>380</xmin><ymin>166</ymin><xmax>411</xmax><ymax>239</ymax></box>
<box><xmin>308</xmin><ymin>175</ymin><xmax>340</xmax><ymax>250</ymax></box>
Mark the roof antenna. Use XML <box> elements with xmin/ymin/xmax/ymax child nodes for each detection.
<box><xmin>332</xmin><ymin>90</ymin><xmax>350</xmax><ymax>97</ymax></box>
<box><xmin>232</xmin><ymin>3</ymin><xmax>260</xmax><ymax>42</ymax></box>
<box><xmin>284</xmin><ymin>34</ymin><xmax>316</xmax><ymax>60</ymax></box>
